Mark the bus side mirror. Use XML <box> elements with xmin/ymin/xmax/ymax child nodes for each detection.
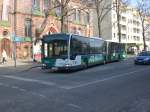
<box><xmin>70</xmin><ymin>53</ymin><xmax>76</xmax><ymax>60</ymax></box>
<box><xmin>102</xmin><ymin>52</ymin><xmax>106</xmax><ymax>55</ymax></box>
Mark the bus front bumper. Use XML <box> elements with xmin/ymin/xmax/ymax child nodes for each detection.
<box><xmin>51</xmin><ymin>66</ymin><xmax>80</xmax><ymax>71</ymax></box>
<box><xmin>42</xmin><ymin>64</ymin><xmax>82</xmax><ymax>71</ymax></box>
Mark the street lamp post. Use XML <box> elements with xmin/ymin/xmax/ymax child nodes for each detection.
<box><xmin>13</xmin><ymin>0</ymin><xmax>17</xmax><ymax>67</ymax></box>
<box><xmin>13</xmin><ymin>33</ymin><xmax>16</xmax><ymax>67</ymax></box>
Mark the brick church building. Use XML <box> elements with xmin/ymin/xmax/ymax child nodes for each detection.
<box><xmin>0</xmin><ymin>0</ymin><xmax>93</xmax><ymax>60</ymax></box>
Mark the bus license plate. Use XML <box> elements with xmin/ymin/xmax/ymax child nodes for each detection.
<box><xmin>52</xmin><ymin>67</ymin><xmax>58</xmax><ymax>70</ymax></box>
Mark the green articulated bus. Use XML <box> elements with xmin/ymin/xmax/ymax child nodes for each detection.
<box><xmin>41</xmin><ymin>33</ymin><xmax>126</xmax><ymax>71</ymax></box>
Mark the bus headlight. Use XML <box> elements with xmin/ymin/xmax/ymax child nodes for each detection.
<box><xmin>42</xmin><ymin>64</ymin><xmax>46</xmax><ymax>67</ymax></box>
<box><xmin>42</xmin><ymin>64</ymin><xmax>46</xmax><ymax>69</ymax></box>
<box><xmin>65</xmin><ymin>64</ymin><xmax>71</xmax><ymax>67</ymax></box>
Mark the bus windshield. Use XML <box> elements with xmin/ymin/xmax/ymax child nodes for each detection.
<box><xmin>44</xmin><ymin>40</ymin><xmax>68</xmax><ymax>59</ymax></box>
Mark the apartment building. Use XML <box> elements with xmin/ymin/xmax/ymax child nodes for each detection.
<box><xmin>92</xmin><ymin>0</ymin><xmax>150</xmax><ymax>52</ymax></box>
<box><xmin>111</xmin><ymin>6</ymin><xmax>144</xmax><ymax>51</ymax></box>
<box><xmin>145</xmin><ymin>17</ymin><xmax>150</xmax><ymax>51</ymax></box>
<box><xmin>0</xmin><ymin>0</ymin><xmax>93</xmax><ymax>60</ymax></box>
<box><xmin>0</xmin><ymin>0</ymin><xmax>12</xmax><ymax>59</ymax></box>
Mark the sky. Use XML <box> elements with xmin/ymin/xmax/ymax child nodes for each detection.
<box><xmin>130</xmin><ymin>0</ymin><xmax>138</xmax><ymax>6</ymax></box>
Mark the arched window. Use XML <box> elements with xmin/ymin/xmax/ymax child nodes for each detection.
<box><xmin>25</xmin><ymin>18</ymin><xmax>32</xmax><ymax>37</ymax></box>
<box><xmin>44</xmin><ymin>0</ymin><xmax>51</xmax><ymax>11</ymax></box>
<box><xmin>76</xmin><ymin>10</ymin><xmax>81</xmax><ymax>22</ymax></box>
<box><xmin>55</xmin><ymin>1</ymin><xmax>61</xmax><ymax>17</ymax></box>
<box><xmin>33</xmin><ymin>0</ymin><xmax>40</xmax><ymax>10</ymax></box>
<box><xmin>2</xmin><ymin>0</ymin><xmax>9</xmax><ymax>21</ymax></box>
<box><xmin>84</xmin><ymin>12</ymin><xmax>90</xmax><ymax>24</ymax></box>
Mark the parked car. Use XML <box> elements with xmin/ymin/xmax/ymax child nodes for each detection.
<box><xmin>134</xmin><ymin>51</ymin><xmax>150</xmax><ymax>65</ymax></box>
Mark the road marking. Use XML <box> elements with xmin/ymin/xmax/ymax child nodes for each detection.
<box><xmin>68</xmin><ymin>103</ymin><xmax>82</xmax><ymax>109</ymax></box>
<box><xmin>0</xmin><ymin>75</ymin><xmax>67</xmax><ymax>90</ymax></box>
<box><xmin>19</xmin><ymin>88</ymin><xmax>26</xmax><ymax>92</ymax></box>
<box><xmin>11</xmin><ymin>86</ymin><xmax>19</xmax><ymax>89</ymax></box>
<box><xmin>0</xmin><ymin>82</ymin><xmax>47</xmax><ymax>98</ymax></box>
<box><xmin>2</xmin><ymin>75</ymin><xmax>56</xmax><ymax>86</ymax></box>
<box><xmin>0</xmin><ymin>82</ymin><xmax>9</xmax><ymax>88</ymax></box>
<box><xmin>1</xmin><ymin>66</ymin><xmax>149</xmax><ymax>91</ymax></box>
<box><xmin>63</xmin><ymin>67</ymin><xmax>150</xmax><ymax>90</ymax></box>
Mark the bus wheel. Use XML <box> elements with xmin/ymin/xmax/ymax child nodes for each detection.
<box><xmin>84</xmin><ymin>62</ymin><xmax>88</xmax><ymax>69</ymax></box>
<box><xmin>41</xmin><ymin>66</ymin><xmax>45</xmax><ymax>69</ymax></box>
<box><xmin>103</xmin><ymin>60</ymin><xmax>106</xmax><ymax>65</ymax></box>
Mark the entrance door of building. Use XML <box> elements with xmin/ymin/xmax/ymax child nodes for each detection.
<box><xmin>1</xmin><ymin>38</ymin><xmax>12</xmax><ymax>58</ymax></box>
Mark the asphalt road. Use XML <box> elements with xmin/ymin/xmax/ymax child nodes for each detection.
<box><xmin>0</xmin><ymin>58</ymin><xmax>150</xmax><ymax>112</ymax></box>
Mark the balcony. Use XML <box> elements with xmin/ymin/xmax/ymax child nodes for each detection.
<box><xmin>120</xmin><ymin>21</ymin><xmax>126</xmax><ymax>25</ymax></box>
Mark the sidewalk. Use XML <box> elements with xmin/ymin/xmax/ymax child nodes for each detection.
<box><xmin>126</xmin><ymin>54</ymin><xmax>136</xmax><ymax>58</ymax></box>
<box><xmin>0</xmin><ymin>59</ymin><xmax>42</xmax><ymax>74</ymax></box>
<box><xmin>0</xmin><ymin>55</ymin><xmax>135</xmax><ymax>68</ymax></box>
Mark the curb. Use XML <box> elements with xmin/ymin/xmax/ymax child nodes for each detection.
<box><xmin>21</xmin><ymin>65</ymin><xmax>42</xmax><ymax>72</ymax></box>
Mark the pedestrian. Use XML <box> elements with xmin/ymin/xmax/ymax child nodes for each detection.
<box><xmin>2</xmin><ymin>50</ymin><xmax>7</xmax><ymax>64</ymax></box>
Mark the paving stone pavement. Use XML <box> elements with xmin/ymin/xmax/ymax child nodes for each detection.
<box><xmin>119</xmin><ymin>92</ymin><xmax>150</xmax><ymax>112</ymax></box>
<box><xmin>0</xmin><ymin>59</ymin><xmax>42</xmax><ymax>74</ymax></box>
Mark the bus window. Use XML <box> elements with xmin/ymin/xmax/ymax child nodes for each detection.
<box><xmin>48</xmin><ymin>43</ymin><xmax>53</xmax><ymax>57</ymax></box>
<box><xmin>71</xmin><ymin>38</ymin><xmax>82</xmax><ymax>55</ymax></box>
<box><xmin>71</xmin><ymin>36</ymin><xmax>87</xmax><ymax>55</ymax></box>
<box><xmin>95</xmin><ymin>39</ymin><xmax>104</xmax><ymax>53</ymax></box>
<box><xmin>44</xmin><ymin>43</ymin><xmax>48</xmax><ymax>57</ymax></box>
<box><xmin>48</xmin><ymin>40</ymin><xmax>68</xmax><ymax>58</ymax></box>
<box><xmin>90</xmin><ymin>38</ymin><xmax>95</xmax><ymax>54</ymax></box>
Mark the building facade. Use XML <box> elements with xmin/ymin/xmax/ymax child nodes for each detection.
<box><xmin>0</xmin><ymin>0</ymin><xmax>93</xmax><ymax>60</ymax></box>
<box><xmin>145</xmin><ymin>17</ymin><xmax>150</xmax><ymax>51</ymax></box>
<box><xmin>92</xmin><ymin>0</ymin><xmax>150</xmax><ymax>53</ymax></box>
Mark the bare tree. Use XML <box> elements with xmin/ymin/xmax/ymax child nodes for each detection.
<box><xmin>93</xmin><ymin>0</ymin><xmax>112</xmax><ymax>37</ymax></box>
<box><xmin>53</xmin><ymin>0</ymin><xmax>72</xmax><ymax>33</ymax></box>
<box><xmin>56</xmin><ymin>0</ymin><xmax>90</xmax><ymax>33</ymax></box>
<box><xmin>136</xmin><ymin>0</ymin><xmax>150</xmax><ymax>50</ymax></box>
<box><xmin>34</xmin><ymin>0</ymin><xmax>60</xmax><ymax>38</ymax></box>
<box><xmin>114</xmin><ymin>0</ymin><xmax>129</xmax><ymax>43</ymax></box>
<box><xmin>34</xmin><ymin>0</ymin><xmax>76</xmax><ymax>37</ymax></box>
<box><xmin>34</xmin><ymin>0</ymin><xmax>90</xmax><ymax>36</ymax></box>
<box><xmin>88</xmin><ymin>0</ymin><xmax>128</xmax><ymax>39</ymax></box>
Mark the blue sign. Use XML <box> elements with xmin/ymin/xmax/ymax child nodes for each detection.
<box><xmin>12</xmin><ymin>33</ymin><xmax>32</xmax><ymax>42</ymax></box>
<box><xmin>14</xmin><ymin>36</ymin><xmax>24</xmax><ymax>42</ymax></box>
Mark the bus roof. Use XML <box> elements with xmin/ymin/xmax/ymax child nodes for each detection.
<box><xmin>90</xmin><ymin>36</ymin><xmax>103</xmax><ymax>40</ymax></box>
<box><xmin>105</xmin><ymin>40</ymin><xmax>125</xmax><ymax>43</ymax></box>
<box><xmin>42</xmin><ymin>33</ymin><xmax>70</xmax><ymax>42</ymax></box>
<box><xmin>42</xmin><ymin>33</ymin><xmax>104</xmax><ymax>42</ymax></box>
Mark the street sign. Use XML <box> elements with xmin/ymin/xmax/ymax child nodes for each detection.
<box><xmin>14</xmin><ymin>36</ymin><xmax>24</xmax><ymax>42</ymax></box>
<box><xmin>12</xmin><ymin>35</ymin><xmax>32</xmax><ymax>42</ymax></box>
